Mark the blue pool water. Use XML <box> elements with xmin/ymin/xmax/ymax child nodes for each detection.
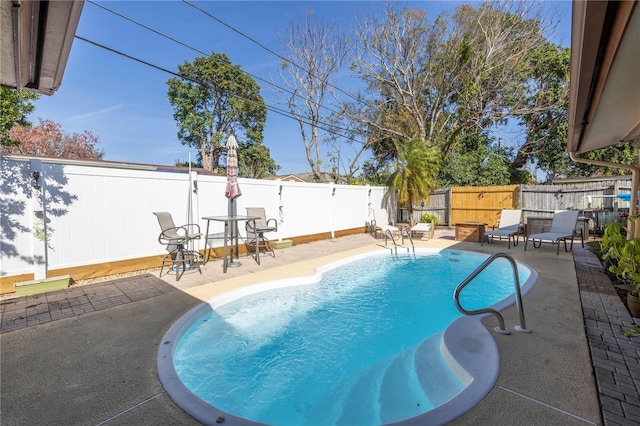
<box><xmin>162</xmin><ymin>249</ymin><xmax>535</xmax><ymax>425</ymax></box>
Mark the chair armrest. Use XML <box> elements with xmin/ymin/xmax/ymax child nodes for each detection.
<box><xmin>159</xmin><ymin>226</ymin><xmax>188</xmax><ymax>245</ymax></box>
<box><xmin>184</xmin><ymin>223</ymin><xmax>201</xmax><ymax>237</ymax></box>
<box><xmin>185</xmin><ymin>223</ymin><xmax>200</xmax><ymax>231</ymax></box>
<box><xmin>266</xmin><ymin>218</ymin><xmax>278</xmax><ymax>231</ymax></box>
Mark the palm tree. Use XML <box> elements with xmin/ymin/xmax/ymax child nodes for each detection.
<box><xmin>385</xmin><ymin>137</ymin><xmax>440</xmax><ymax>222</ymax></box>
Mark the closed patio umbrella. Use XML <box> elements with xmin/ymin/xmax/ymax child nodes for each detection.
<box><xmin>225</xmin><ymin>134</ymin><xmax>242</xmax><ymax>265</ymax></box>
<box><xmin>225</xmin><ymin>134</ymin><xmax>242</xmax><ymax>209</ymax></box>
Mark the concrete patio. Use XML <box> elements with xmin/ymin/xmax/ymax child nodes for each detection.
<box><xmin>1</xmin><ymin>229</ymin><xmax>638</xmax><ymax>425</ymax></box>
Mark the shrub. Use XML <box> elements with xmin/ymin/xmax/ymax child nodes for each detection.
<box><xmin>608</xmin><ymin>238</ymin><xmax>640</xmax><ymax>297</ymax></box>
<box><xmin>420</xmin><ymin>213</ymin><xmax>440</xmax><ymax>225</ymax></box>
<box><xmin>601</xmin><ymin>222</ymin><xmax>626</xmax><ymax>266</ymax></box>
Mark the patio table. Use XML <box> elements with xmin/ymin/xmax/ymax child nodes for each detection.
<box><xmin>202</xmin><ymin>215</ymin><xmax>259</xmax><ymax>273</ymax></box>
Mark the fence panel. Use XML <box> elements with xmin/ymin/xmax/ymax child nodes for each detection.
<box><xmin>520</xmin><ymin>180</ymin><xmax>631</xmax><ymax>234</ymax></box>
<box><xmin>450</xmin><ymin>185</ymin><xmax>519</xmax><ymax>226</ymax></box>
<box><xmin>1</xmin><ymin>156</ymin><xmax>385</xmax><ymax>287</ymax></box>
<box><xmin>411</xmin><ymin>189</ymin><xmax>449</xmax><ymax>225</ymax></box>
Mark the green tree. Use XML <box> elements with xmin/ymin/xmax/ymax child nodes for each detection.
<box><xmin>511</xmin><ymin>43</ymin><xmax>571</xmax><ymax>177</ymax></box>
<box><xmin>0</xmin><ymin>87</ymin><xmax>39</xmax><ymax>147</ymax></box>
<box><xmin>386</xmin><ymin>137</ymin><xmax>440</xmax><ymax>217</ymax></box>
<box><xmin>167</xmin><ymin>53</ymin><xmax>268</xmax><ymax>173</ymax></box>
<box><xmin>439</xmin><ymin>134</ymin><xmax>514</xmax><ymax>186</ymax></box>
<box><xmin>350</xmin><ymin>2</ymin><xmax>561</xmax><ymax>184</ymax></box>
<box><xmin>238</xmin><ymin>143</ymin><xmax>279</xmax><ymax>179</ymax></box>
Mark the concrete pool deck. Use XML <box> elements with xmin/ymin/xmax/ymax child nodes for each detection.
<box><xmin>1</xmin><ymin>230</ymin><xmax>638</xmax><ymax>425</ymax></box>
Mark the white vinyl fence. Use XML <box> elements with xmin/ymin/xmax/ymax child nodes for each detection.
<box><xmin>1</xmin><ymin>156</ymin><xmax>387</xmax><ymax>281</ymax></box>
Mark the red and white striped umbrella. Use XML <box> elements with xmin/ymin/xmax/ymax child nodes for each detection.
<box><xmin>225</xmin><ymin>134</ymin><xmax>242</xmax><ymax>200</ymax></box>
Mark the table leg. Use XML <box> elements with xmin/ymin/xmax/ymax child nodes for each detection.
<box><xmin>223</xmin><ymin>220</ymin><xmax>229</xmax><ymax>273</ymax></box>
<box><xmin>203</xmin><ymin>220</ymin><xmax>211</xmax><ymax>264</ymax></box>
<box><xmin>254</xmin><ymin>219</ymin><xmax>260</xmax><ymax>265</ymax></box>
<box><xmin>232</xmin><ymin>220</ymin><xmax>238</xmax><ymax>262</ymax></box>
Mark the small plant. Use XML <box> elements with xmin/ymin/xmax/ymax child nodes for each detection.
<box><xmin>32</xmin><ymin>216</ymin><xmax>54</xmax><ymax>250</ymax></box>
<box><xmin>601</xmin><ymin>222</ymin><xmax>626</xmax><ymax>266</ymax></box>
<box><xmin>420</xmin><ymin>213</ymin><xmax>440</xmax><ymax>225</ymax></box>
<box><xmin>608</xmin><ymin>237</ymin><xmax>640</xmax><ymax>297</ymax></box>
<box><xmin>619</xmin><ymin>325</ymin><xmax>640</xmax><ymax>338</ymax></box>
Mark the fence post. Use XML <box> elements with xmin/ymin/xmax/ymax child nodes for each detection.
<box><xmin>29</xmin><ymin>159</ymin><xmax>47</xmax><ymax>280</ymax></box>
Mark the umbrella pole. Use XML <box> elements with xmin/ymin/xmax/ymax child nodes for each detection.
<box><xmin>228</xmin><ymin>198</ymin><xmax>241</xmax><ymax>266</ymax></box>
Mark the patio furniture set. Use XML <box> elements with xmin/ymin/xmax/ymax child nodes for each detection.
<box><xmin>373</xmin><ymin>208</ymin><xmax>584</xmax><ymax>256</ymax></box>
<box><xmin>153</xmin><ymin>207</ymin><xmax>278</xmax><ymax>280</ymax></box>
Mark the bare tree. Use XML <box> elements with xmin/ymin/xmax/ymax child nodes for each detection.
<box><xmin>348</xmin><ymin>1</ymin><xmax>561</xmax><ymax>161</ymax></box>
<box><xmin>276</xmin><ymin>10</ymin><xmax>349</xmax><ymax>181</ymax></box>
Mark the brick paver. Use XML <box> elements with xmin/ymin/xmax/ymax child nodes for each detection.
<box><xmin>574</xmin><ymin>244</ymin><xmax>640</xmax><ymax>426</ymax></box>
<box><xmin>0</xmin><ymin>274</ymin><xmax>176</xmax><ymax>333</ymax></box>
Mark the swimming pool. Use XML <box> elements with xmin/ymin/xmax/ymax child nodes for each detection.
<box><xmin>158</xmin><ymin>248</ymin><xmax>537</xmax><ymax>425</ymax></box>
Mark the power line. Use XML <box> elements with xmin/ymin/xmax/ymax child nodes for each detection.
<box><xmin>73</xmin><ymin>35</ymin><xmax>362</xmax><ymax>144</ymax></box>
<box><xmin>86</xmin><ymin>0</ymin><xmax>360</xmax><ymax>136</ymax></box>
<box><xmin>180</xmin><ymin>0</ymin><xmax>364</xmax><ymax>106</ymax></box>
<box><xmin>86</xmin><ymin>0</ymin><xmax>347</xmax><ymax>121</ymax></box>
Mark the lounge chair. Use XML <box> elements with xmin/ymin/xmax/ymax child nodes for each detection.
<box><xmin>411</xmin><ymin>221</ymin><xmax>434</xmax><ymax>239</ymax></box>
<box><xmin>524</xmin><ymin>210</ymin><xmax>580</xmax><ymax>255</ymax></box>
<box><xmin>372</xmin><ymin>208</ymin><xmax>400</xmax><ymax>240</ymax></box>
<box><xmin>481</xmin><ymin>209</ymin><xmax>523</xmax><ymax>249</ymax></box>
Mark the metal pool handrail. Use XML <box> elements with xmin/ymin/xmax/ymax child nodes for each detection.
<box><xmin>401</xmin><ymin>227</ymin><xmax>415</xmax><ymax>253</ymax></box>
<box><xmin>377</xmin><ymin>229</ymin><xmax>411</xmax><ymax>256</ymax></box>
<box><xmin>453</xmin><ymin>252</ymin><xmax>531</xmax><ymax>335</ymax></box>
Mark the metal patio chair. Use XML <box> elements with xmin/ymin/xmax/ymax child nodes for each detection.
<box><xmin>153</xmin><ymin>212</ymin><xmax>202</xmax><ymax>280</ymax></box>
<box><xmin>245</xmin><ymin>207</ymin><xmax>278</xmax><ymax>258</ymax></box>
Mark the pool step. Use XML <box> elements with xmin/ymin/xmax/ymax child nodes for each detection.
<box><xmin>333</xmin><ymin>358</ymin><xmax>391</xmax><ymax>425</ymax></box>
<box><xmin>415</xmin><ymin>332</ymin><xmax>465</xmax><ymax>407</ymax></box>
<box><xmin>335</xmin><ymin>333</ymin><xmax>464</xmax><ymax>424</ymax></box>
<box><xmin>378</xmin><ymin>345</ymin><xmax>431</xmax><ymax>423</ymax></box>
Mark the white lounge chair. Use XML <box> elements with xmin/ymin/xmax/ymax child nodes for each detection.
<box><xmin>524</xmin><ymin>210</ymin><xmax>580</xmax><ymax>255</ymax></box>
<box><xmin>481</xmin><ymin>209</ymin><xmax>522</xmax><ymax>249</ymax></box>
<box><xmin>372</xmin><ymin>208</ymin><xmax>399</xmax><ymax>240</ymax></box>
<box><xmin>411</xmin><ymin>222</ymin><xmax>434</xmax><ymax>239</ymax></box>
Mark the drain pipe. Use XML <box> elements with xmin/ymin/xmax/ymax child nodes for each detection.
<box><xmin>569</xmin><ymin>151</ymin><xmax>640</xmax><ymax>238</ymax></box>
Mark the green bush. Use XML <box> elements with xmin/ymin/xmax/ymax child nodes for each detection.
<box><xmin>420</xmin><ymin>213</ymin><xmax>440</xmax><ymax>225</ymax></box>
<box><xmin>601</xmin><ymin>222</ymin><xmax>626</xmax><ymax>266</ymax></box>
<box><xmin>608</xmin><ymin>238</ymin><xmax>640</xmax><ymax>297</ymax></box>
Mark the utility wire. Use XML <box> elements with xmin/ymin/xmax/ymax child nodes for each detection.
<box><xmin>86</xmin><ymin>0</ymin><xmax>348</xmax><ymax>121</ymax></box>
<box><xmin>73</xmin><ymin>35</ymin><xmax>362</xmax><ymax>144</ymax></box>
<box><xmin>181</xmin><ymin>0</ymin><xmax>364</xmax><ymax>106</ymax></box>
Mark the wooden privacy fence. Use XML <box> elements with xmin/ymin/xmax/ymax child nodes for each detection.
<box><xmin>450</xmin><ymin>185</ymin><xmax>518</xmax><ymax>226</ymax></box>
<box><xmin>412</xmin><ymin>185</ymin><xmax>518</xmax><ymax>227</ymax></box>
<box><xmin>413</xmin><ymin>178</ymin><xmax>632</xmax><ymax>233</ymax></box>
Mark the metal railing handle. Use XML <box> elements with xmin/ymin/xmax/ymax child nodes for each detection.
<box><xmin>453</xmin><ymin>252</ymin><xmax>531</xmax><ymax>335</ymax></box>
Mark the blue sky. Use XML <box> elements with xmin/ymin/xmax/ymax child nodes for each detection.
<box><xmin>30</xmin><ymin>1</ymin><xmax>572</xmax><ymax>175</ymax></box>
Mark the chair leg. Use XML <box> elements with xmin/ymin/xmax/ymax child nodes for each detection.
<box><xmin>171</xmin><ymin>245</ymin><xmax>201</xmax><ymax>281</ymax></box>
<box><xmin>259</xmin><ymin>233</ymin><xmax>275</xmax><ymax>257</ymax></box>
